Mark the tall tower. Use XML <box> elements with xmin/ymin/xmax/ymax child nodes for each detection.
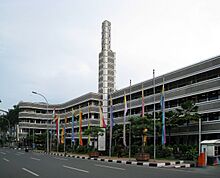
<box><xmin>98</xmin><ymin>20</ymin><xmax>116</xmax><ymax>124</ymax></box>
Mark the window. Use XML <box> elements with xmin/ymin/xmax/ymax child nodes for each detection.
<box><xmin>208</xmin><ymin>112</ymin><xmax>219</xmax><ymax>121</ymax></box>
<box><xmin>214</xmin><ymin>146</ymin><xmax>220</xmax><ymax>156</ymax></box>
<box><xmin>197</xmin><ymin>93</ymin><xmax>207</xmax><ymax>103</ymax></box>
<box><xmin>208</xmin><ymin>91</ymin><xmax>219</xmax><ymax>101</ymax></box>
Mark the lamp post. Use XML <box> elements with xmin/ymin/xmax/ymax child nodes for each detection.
<box><xmin>32</xmin><ymin>91</ymin><xmax>49</xmax><ymax>153</ymax></box>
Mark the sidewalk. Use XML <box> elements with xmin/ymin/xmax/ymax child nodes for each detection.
<box><xmin>35</xmin><ymin>150</ymin><xmax>192</xmax><ymax>168</ymax></box>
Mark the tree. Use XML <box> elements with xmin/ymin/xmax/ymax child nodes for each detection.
<box><xmin>176</xmin><ymin>100</ymin><xmax>200</xmax><ymax>145</ymax></box>
<box><xmin>112</xmin><ymin>124</ymin><xmax>123</xmax><ymax>145</ymax></box>
<box><xmin>0</xmin><ymin>105</ymin><xmax>19</xmax><ymax>132</ymax></box>
<box><xmin>129</xmin><ymin>114</ymin><xmax>155</xmax><ymax>153</ymax></box>
<box><xmin>6</xmin><ymin>105</ymin><xmax>20</xmax><ymax>125</ymax></box>
<box><xmin>0</xmin><ymin>115</ymin><xmax>8</xmax><ymax>132</ymax></box>
<box><xmin>165</xmin><ymin>110</ymin><xmax>178</xmax><ymax>145</ymax></box>
<box><xmin>176</xmin><ymin>100</ymin><xmax>200</xmax><ymax>126</ymax></box>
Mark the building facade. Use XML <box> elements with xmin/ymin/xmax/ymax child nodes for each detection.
<box><xmin>18</xmin><ymin>92</ymin><xmax>101</xmax><ymax>146</ymax></box>
<box><xmin>111</xmin><ymin>56</ymin><xmax>220</xmax><ymax>144</ymax></box>
<box><xmin>18</xmin><ymin>21</ymin><xmax>220</xmax><ymax>147</ymax></box>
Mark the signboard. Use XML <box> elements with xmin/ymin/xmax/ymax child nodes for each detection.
<box><xmin>98</xmin><ymin>128</ymin><xmax>106</xmax><ymax>151</ymax></box>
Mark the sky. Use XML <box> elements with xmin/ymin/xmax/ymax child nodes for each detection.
<box><xmin>1</xmin><ymin>0</ymin><xmax>220</xmax><ymax>111</ymax></box>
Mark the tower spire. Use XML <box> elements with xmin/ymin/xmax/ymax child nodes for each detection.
<box><xmin>98</xmin><ymin>20</ymin><xmax>116</xmax><ymax>129</ymax></box>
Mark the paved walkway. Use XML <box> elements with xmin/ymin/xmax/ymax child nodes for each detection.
<box><xmin>34</xmin><ymin>150</ymin><xmax>192</xmax><ymax>168</ymax></box>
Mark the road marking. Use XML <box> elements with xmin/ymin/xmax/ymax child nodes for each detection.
<box><xmin>63</xmin><ymin>165</ymin><xmax>89</xmax><ymax>173</ymax></box>
<box><xmin>22</xmin><ymin>168</ymin><xmax>39</xmax><ymax>177</ymax></box>
<box><xmin>0</xmin><ymin>152</ymin><xmax>6</xmax><ymax>155</ymax></box>
<box><xmin>141</xmin><ymin>166</ymin><xmax>203</xmax><ymax>174</ymax></box>
<box><xmin>95</xmin><ymin>164</ymin><xmax>126</xmax><ymax>170</ymax></box>
<box><xmin>3</xmin><ymin>158</ymin><xmax>9</xmax><ymax>162</ymax></box>
<box><xmin>54</xmin><ymin>157</ymin><xmax>68</xmax><ymax>161</ymax></box>
<box><xmin>18</xmin><ymin>152</ymin><xmax>25</xmax><ymax>155</ymax></box>
<box><xmin>15</xmin><ymin>153</ymin><xmax>20</xmax><ymax>156</ymax></box>
<box><xmin>31</xmin><ymin>157</ymin><xmax>41</xmax><ymax>161</ymax></box>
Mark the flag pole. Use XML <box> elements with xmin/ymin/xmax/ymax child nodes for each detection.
<box><xmin>56</xmin><ymin>115</ymin><xmax>59</xmax><ymax>153</ymax></box>
<box><xmin>129</xmin><ymin>79</ymin><xmax>132</xmax><ymax>160</ymax></box>
<box><xmin>71</xmin><ymin>109</ymin><xmax>75</xmax><ymax>149</ymax></box>
<box><xmin>64</xmin><ymin>116</ymin><xmax>66</xmax><ymax>155</ymax></box>
<box><xmin>71</xmin><ymin>112</ymin><xmax>72</xmax><ymax>149</ymax></box>
<box><xmin>109</xmin><ymin>91</ymin><xmax>112</xmax><ymax>157</ymax></box>
<box><xmin>88</xmin><ymin>103</ymin><xmax>90</xmax><ymax>147</ymax></box>
<box><xmin>153</xmin><ymin>69</ymin><xmax>156</xmax><ymax>160</ymax></box>
<box><xmin>50</xmin><ymin>121</ymin><xmax>53</xmax><ymax>152</ymax></box>
<box><xmin>161</xmin><ymin>77</ymin><xmax>166</xmax><ymax>146</ymax></box>
<box><xmin>123</xmin><ymin>92</ymin><xmax>128</xmax><ymax>148</ymax></box>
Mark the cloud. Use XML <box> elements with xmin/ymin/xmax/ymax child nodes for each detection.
<box><xmin>1</xmin><ymin>0</ymin><xmax>220</xmax><ymax>110</ymax></box>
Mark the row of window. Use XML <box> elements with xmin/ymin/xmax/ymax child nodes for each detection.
<box><xmin>99</xmin><ymin>76</ymin><xmax>115</xmax><ymax>83</ymax></box>
<box><xmin>99</xmin><ymin>63</ymin><xmax>115</xmax><ymax>71</ymax></box>
<box><xmin>112</xmin><ymin>68</ymin><xmax>220</xmax><ymax>105</ymax></box>
<box><xmin>201</xmin><ymin>112</ymin><xmax>220</xmax><ymax>121</ymax></box>
<box><xmin>20</xmin><ymin>101</ymin><xmax>100</xmax><ymax>115</ymax></box>
<box><xmin>99</xmin><ymin>69</ymin><xmax>115</xmax><ymax>76</ymax></box>
<box><xmin>99</xmin><ymin>57</ymin><xmax>115</xmax><ymax>64</ymax></box>
<box><xmin>112</xmin><ymin>90</ymin><xmax>220</xmax><ymax>118</ymax></box>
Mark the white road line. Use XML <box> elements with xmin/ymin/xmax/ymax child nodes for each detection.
<box><xmin>15</xmin><ymin>153</ymin><xmax>20</xmax><ymax>156</ymax></box>
<box><xmin>0</xmin><ymin>152</ymin><xmax>6</xmax><ymax>155</ymax></box>
<box><xmin>63</xmin><ymin>165</ymin><xmax>89</xmax><ymax>173</ymax></box>
<box><xmin>22</xmin><ymin>168</ymin><xmax>39</xmax><ymax>177</ymax></box>
<box><xmin>54</xmin><ymin>157</ymin><xmax>68</xmax><ymax>161</ymax></box>
<box><xmin>142</xmin><ymin>166</ymin><xmax>200</xmax><ymax>174</ymax></box>
<box><xmin>31</xmin><ymin>157</ymin><xmax>41</xmax><ymax>161</ymax></box>
<box><xmin>95</xmin><ymin>164</ymin><xmax>126</xmax><ymax>170</ymax></box>
<box><xmin>18</xmin><ymin>152</ymin><xmax>25</xmax><ymax>155</ymax></box>
<box><xmin>3</xmin><ymin>158</ymin><xmax>9</xmax><ymax>162</ymax></box>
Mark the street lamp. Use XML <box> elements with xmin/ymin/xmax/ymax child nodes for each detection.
<box><xmin>32</xmin><ymin>91</ymin><xmax>49</xmax><ymax>153</ymax></box>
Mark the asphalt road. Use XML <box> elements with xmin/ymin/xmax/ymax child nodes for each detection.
<box><xmin>0</xmin><ymin>147</ymin><xmax>219</xmax><ymax>178</ymax></box>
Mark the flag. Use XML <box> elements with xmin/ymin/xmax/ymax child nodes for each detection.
<box><xmin>141</xmin><ymin>84</ymin><xmax>145</xmax><ymax>117</ymax></box>
<box><xmin>52</xmin><ymin>108</ymin><xmax>56</xmax><ymax>119</ymax></box>
<box><xmin>123</xmin><ymin>93</ymin><xmax>128</xmax><ymax>147</ymax></box>
<box><xmin>88</xmin><ymin>105</ymin><xmax>91</xmax><ymax>145</ymax></box>
<box><xmin>161</xmin><ymin>83</ymin><xmax>166</xmax><ymax>145</ymax></box>
<box><xmin>79</xmin><ymin>110</ymin><xmax>83</xmax><ymax>146</ymax></box>
<box><xmin>55</xmin><ymin>115</ymin><xmax>60</xmax><ymax>144</ymax></box>
<box><xmin>110</xmin><ymin>96</ymin><xmax>114</xmax><ymax>129</ymax></box>
<box><xmin>109</xmin><ymin>96</ymin><xmax>114</xmax><ymax>156</ymax></box>
<box><xmin>61</xmin><ymin>127</ymin><xmax>64</xmax><ymax>144</ymax></box>
<box><xmin>64</xmin><ymin>116</ymin><xmax>67</xmax><ymax>146</ymax></box>
<box><xmin>99</xmin><ymin>105</ymin><xmax>106</xmax><ymax>128</ymax></box>
<box><xmin>71</xmin><ymin>110</ymin><xmax>75</xmax><ymax>143</ymax></box>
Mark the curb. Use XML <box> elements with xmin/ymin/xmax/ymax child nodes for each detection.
<box><xmin>35</xmin><ymin>151</ymin><xmax>189</xmax><ymax>168</ymax></box>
